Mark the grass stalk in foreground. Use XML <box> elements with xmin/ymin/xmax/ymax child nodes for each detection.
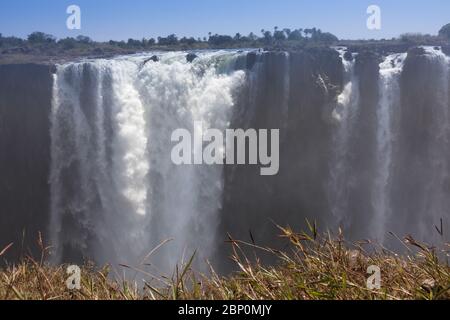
<box><xmin>0</xmin><ymin>226</ymin><xmax>449</xmax><ymax>300</ymax></box>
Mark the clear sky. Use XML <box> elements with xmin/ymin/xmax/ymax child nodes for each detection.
<box><xmin>0</xmin><ymin>0</ymin><xmax>449</xmax><ymax>41</ymax></box>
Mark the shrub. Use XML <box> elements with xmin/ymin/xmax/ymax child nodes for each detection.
<box><xmin>439</xmin><ymin>23</ymin><xmax>450</xmax><ymax>40</ymax></box>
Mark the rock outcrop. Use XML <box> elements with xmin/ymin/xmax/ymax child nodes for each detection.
<box><xmin>0</xmin><ymin>64</ymin><xmax>53</xmax><ymax>262</ymax></box>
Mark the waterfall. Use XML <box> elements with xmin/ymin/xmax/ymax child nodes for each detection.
<box><xmin>328</xmin><ymin>48</ymin><xmax>359</xmax><ymax>230</ymax></box>
<box><xmin>371</xmin><ymin>53</ymin><xmax>407</xmax><ymax>243</ymax></box>
<box><xmin>281</xmin><ymin>52</ymin><xmax>291</xmax><ymax>135</ymax></box>
<box><xmin>49</xmin><ymin>51</ymin><xmax>246</xmax><ymax>269</ymax></box>
<box><xmin>420</xmin><ymin>47</ymin><xmax>450</xmax><ymax>241</ymax></box>
<box><xmin>44</xmin><ymin>47</ymin><xmax>450</xmax><ymax>270</ymax></box>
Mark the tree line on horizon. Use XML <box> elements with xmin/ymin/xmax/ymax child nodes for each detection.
<box><xmin>0</xmin><ymin>27</ymin><xmax>339</xmax><ymax>52</ymax></box>
<box><xmin>1</xmin><ymin>24</ymin><xmax>450</xmax><ymax>54</ymax></box>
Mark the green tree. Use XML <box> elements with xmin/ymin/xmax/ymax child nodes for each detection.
<box><xmin>439</xmin><ymin>23</ymin><xmax>450</xmax><ymax>39</ymax></box>
<box><xmin>317</xmin><ymin>32</ymin><xmax>339</xmax><ymax>44</ymax></box>
<box><xmin>262</xmin><ymin>30</ymin><xmax>273</xmax><ymax>44</ymax></box>
<box><xmin>288</xmin><ymin>29</ymin><xmax>303</xmax><ymax>41</ymax></box>
<box><xmin>158</xmin><ymin>34</ymin><xmax>178</xmax><ymax>46</ymax></box>
<box><xmin>304</xmin><ymin>28</ymin><xmax>313</xmax><ymax>38</ymax></box>
<box><xmin>127</xmin><ymin>38</ymin><xmax>142</xmax><ymax>47</ymax></box>
<box><xmin>58</xmin><ymin>37</ymin><xmax>77</xmax><ymax>50</ymax></box>
<box><xmin>76</xmin><ymin>35</ymin><xmax>92</xmax><ymax>44</ymax></box>
<box><xmin>248</xmin><ymin>32</ymin><xmax>257</xmax><ymax>41</ymax></box>
<box><xmin>283</xmin><ymin>28</ymin><xmax>291</xmax><ymax>38</ymax></box>
<box><xmin>208</xmin><ymin>34</ymin><xmax>233</xmax><ymax>46</ymax></box>
<box><xmin>274</xmin><ymin>30</ymin><xmax>286</xmax><ymax>41</ymax></box>
<box><xmin>27</xmin><ymin>32</ymin><xmax>56</xmax><ymax>44</ymax></box>
<box><xmin>180</xmin><ymin>37</ymin><xmax>197</xmax><ymax>45</ymax></box>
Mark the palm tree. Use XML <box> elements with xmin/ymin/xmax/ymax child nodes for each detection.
<box><xmin>283</xmin><ymin>28</ymin><xmax>291</xmax><ymax>38</ymax></box>
<box><xmin>304</xmin><ymin>28</ymin><xmax>312</xmax><ymax>38</ymax></box>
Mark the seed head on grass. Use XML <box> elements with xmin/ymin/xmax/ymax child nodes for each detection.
<box><xmin>1</xmin><ymin>227</ymin><xmax>449</xmax><ymax>300</ymax></box>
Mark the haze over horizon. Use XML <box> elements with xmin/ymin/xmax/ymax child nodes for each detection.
<box><xmin>0</xmin><ymin>0</ymin><xmax>449</xmax><ymax>41</ymax></box>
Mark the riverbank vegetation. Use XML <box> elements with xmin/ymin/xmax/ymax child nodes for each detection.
<box><xmin>1</xmin><ymin>226</ymin><xmax>448</xmax><ymax>300</ymax></box>
<box><xmin>1</xmin><ymin>24</ymin><xmax>450</xmax><ymax>63</ymax></box>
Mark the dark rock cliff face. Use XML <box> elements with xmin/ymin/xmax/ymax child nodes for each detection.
<box><xmin>391</xmin><ymin>47</ymin><xmax>450</xmax><ymax>243</ymax></box>
<box><xmin>0</xmin><ymin>47</ymin><xmax>448</xmax><ymax>270</ymax></box>
<box><xmin>218</xmin><ymin>49</ymin><xmax>346</xmax><ymax>268</ymax></box>
<box><xmin>344</xmin><ymin>51</ymin><xmax>380</xmax><ymax>240</ymax></box>
<box><xmin>0</xmin><ymin>64</ymin><xmax>53</xmax><ymax>262</ymax></box>
<box><xmin>0</xmin><ymin>51</ymin><xmax>349</xmax><ymax>266</ymax></box>
<box><xmin>217</xmin><ymin>47</ymin><xmax>450</xmax><ymax>270</ymax></box>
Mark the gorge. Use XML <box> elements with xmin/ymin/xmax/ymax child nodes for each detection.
<box><xmin>0</xmin><ymin>46</ymin><xmax>449</xmax><ymax>274</ymax></box>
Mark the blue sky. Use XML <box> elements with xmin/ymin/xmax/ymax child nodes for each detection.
<box><xmin>0</xmin><ymin>0</ymin><xmax>449</xmax><ymax>41</ymax></box>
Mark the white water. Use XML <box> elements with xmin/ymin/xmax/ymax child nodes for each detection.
<box><xmin>371</xmin><ymin>53</ymin><xmax>407</xmax><ymax>242</ymax></box>
<box><xmin>329</xmin><ymin>48</ymin><xmax>359</xmax><ymax>230</ymax></box>
<box><xmin>48</xmin><ymin>47</ymin><xmax>450</xmax><ymax>269</ymax></box>
<box><xmin>420</xmin><ymin>47</ymin><xmax>450</xmax><ymax>241</ymax></box>
<box><xmin>50</xmin><ymin>51</ymin><xmax>245</xmax><ymax>269</ymax></box>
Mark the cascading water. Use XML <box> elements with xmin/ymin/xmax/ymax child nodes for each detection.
<box><xmin>328</xmin><ymin>47</ymin><xmax>449</xmax><ymax>246</ymax></box>
<box><xmin>281</xmin><ymin>52</ymin><xmax>291</xmax><ymax>135</ymax></box>
<box><xmin>418</xmin><ymin>47</ymin><xmax>450</xmax><ymax>241</ymax></box>
<box><xmin>49</xmin><ymin>51</ymin><xmax>245</xmax><ymax>270</ymax></box>
<box><xmin>371</xmin><ymin>53</ymin><xmax>407</xmax><ymax>243</ymax></box>
<box><xmin>328</xmin><ymin>48</ymin><xmax>359</xmax><ymax>230</ymax></box>
<box><xmin>42</xmin><ymin>46</ymin><xmax>450</xmax><ymax>272</ymax></box>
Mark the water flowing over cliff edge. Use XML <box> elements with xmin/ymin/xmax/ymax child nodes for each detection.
<box><xmin>0</xmin><ymin>47</ymin><xmax>449</xmax><ymax>273</ymax></box>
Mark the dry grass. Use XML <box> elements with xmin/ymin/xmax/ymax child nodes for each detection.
<box><xmin>0</xmin><ymin>225</ymin><xmax>449</xmax><ymax>300</ymax></box>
